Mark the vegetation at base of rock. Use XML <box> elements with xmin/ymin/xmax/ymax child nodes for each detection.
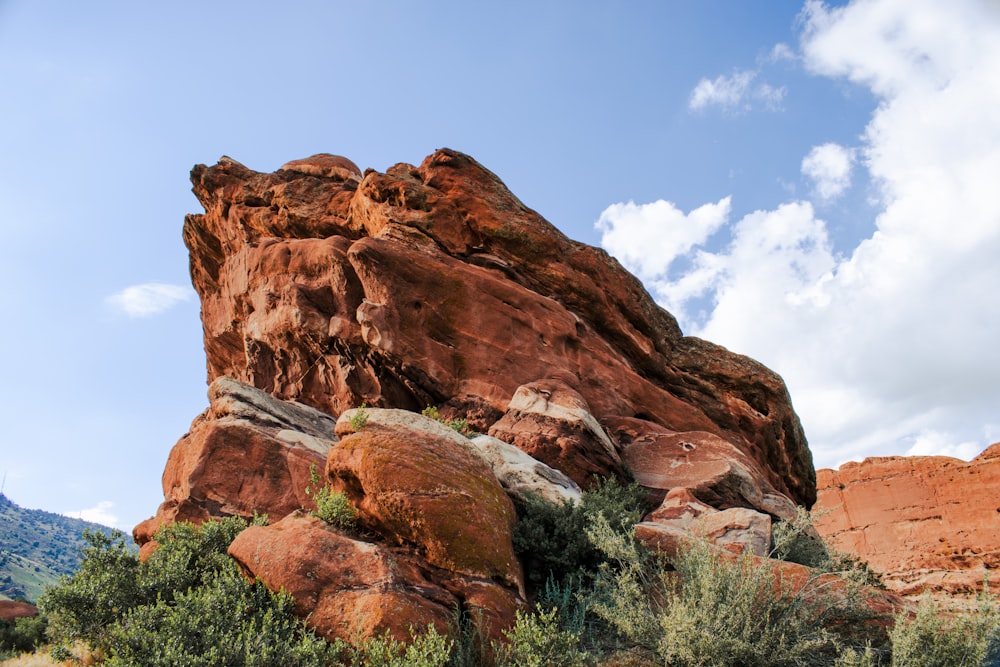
<box><xmin>588</xmin><ymin>514</ymin><xmax>882</xmax><ymax>666</ymax></box>
<box><xmin>0</xmin><ymin>493</ymin><xmax>132</xmax><ymax>603</ymax></box>
<box><xmin>37</xmin><ymin>517</ymin><xmax>332</xmax><ymax>665</ymax></box>
<box><xmin>773</xmin><ymin>507</ymin><xmax>884</xmax><ymax>589</ymax></box>
<box><xmin>0</xmin><ymin>615</ymin><xmax>47</xmax><ymax>659</ymax></box>
<box><xmin>305</xmin><ymin>465</ymin><xmax>358</xmax><ymax>529</ymax></box>
<box><xmin>11</xmin><ymin>503</ymin><xmax>1000</xmax><ymax>666</ymax></box>
<box><xmin>889</xmin><ymin>591</ymin><xmax>1000</xmax><ymax>666</ymax></box>
<box><xmin>512</xmin><ymin>477</ymin><xmax>649</xmax><ymax>589</ymax></box>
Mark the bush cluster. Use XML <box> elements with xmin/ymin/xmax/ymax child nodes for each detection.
<box><xmin>12</xmin><ymin>478</ymin><xmax>1000</xmax><ymax>666</ymax></box>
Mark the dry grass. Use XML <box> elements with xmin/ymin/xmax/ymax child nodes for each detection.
<box><xmin>1</xmin><ymin>643</ymin><xmax>101</xmax><ymax>667</ymax></box>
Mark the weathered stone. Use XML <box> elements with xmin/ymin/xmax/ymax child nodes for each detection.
<box><xmin>330</xmin><ymin>409</ymin><xmax>523</xmax><ymax>593</ymax></box>
<box><xmin>488</xmin><ymin>378</ymin><xmax>624</xmax><ymax>488</ymax></box>
<box><xmin>608</xmin><ymin>417</ymin><xmax>796</xmax><ymax>518</ymax></box>
<box><xmin>183</xmin><ymin>149</ymin><xmax>815</xmax><ymax>506</ymax></box>
<box><xmin>469</xmin><ymin>434</ymin><xmax>582</xmax><ymax>506</ymax></box>
<box><xmin>228</xmin><ymin>512</ymin><xmax>456</xmax><ymax>643</ymax></box>
<box><xmin>813</xmin><ymin>444</ymin><xmax>1000</xmax><ymax>600</ymax></box>
<box><xmin>134</xmin><ymin>378</ymin><xmax>335</xmax><ymax>548</ymax></box>
<box><xmin>644</xmin><ymin>488</ymin><xmax>771</xmax><ymax>556</ymax></box>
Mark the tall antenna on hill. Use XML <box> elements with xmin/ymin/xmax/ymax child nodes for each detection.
<box><xmin>1</xmin><ymin>471</ymin><xmax>6</xmax><ymax>496</ymax></box>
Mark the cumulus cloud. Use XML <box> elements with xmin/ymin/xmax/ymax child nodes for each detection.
<box><xmin>106</xmin><ymin>282</ymin><xmax>194</xmax><ymax>317</ymax></box>
<box><xmin>801</xmin><ymin>142</ymin><xmax>854</xmax><ymax>201</ymax></box>
<box><xmin>601</xmin><ymin>0</ymin><xmax>1000</xmax><ymax>468</ymax></box>
<box><xmin>65</xmin><ymin>501</ymin><xmax>120</xmax><ymax>528</ymax></box>
<box><xmin>689</xmin><ymin>69</ymin><xmax>786</xmax><ymax>113</ymax></box>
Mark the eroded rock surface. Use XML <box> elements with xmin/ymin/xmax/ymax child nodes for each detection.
<box><xmin>813</xmin><ymin>444</ymin><xmax>1000</xmax><ymax>599</ymax></box>
<box><xmin>137</xmin><ymin>148</ymin><xmax>830</xmax><ymax>643</ymax></box>
<box><xmin>134</xmin><ymin>377</ymin><xmax>335</xmax><ymax>550</ymax></box>
<box><xmin>183</xmin><ymin>149</ymin><xmax>815</xmax><ymax>506</ymax></box>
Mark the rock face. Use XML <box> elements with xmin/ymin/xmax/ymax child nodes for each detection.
<box><xmin>183</xmin><ymin>149</ymin><xmax>814</xmax><ymax>506</ymax></box>
<box><xmin>138</xmin><ymin>148</ymin><xmax>827</xmax><ymax>644</ymax></box>
<box><xmin>135</xmin><ymin>377</ymin><xmax>336</xmax><ymax>554</ymax></box>
<box><xmin>813</xmin><ymin>444</ymin><xmax>1000</xmax><ymax>599</ymax></box>
<box><xmin>0</xmin><ymin>600</ymin><xmax>37</xmax><ymax>623</ymax></box>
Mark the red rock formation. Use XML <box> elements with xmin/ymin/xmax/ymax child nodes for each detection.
<box><xmin>0</xmin><ymin>600</ymin><xmax>37</xmax><ymax>623</ymax></box>
<box><xmin>813</xmin><ymin>444</ymin><xmax>1000</xmax><ymax>599</ymax></box>
<box><xmin>183</xmin><ymin>149</ymin><xmax>815</xmax><ymax>506</ymax></box>
<box><xmin>488</xmin><ymin>377</ymin><xmax>625</xmax><ymax>488</ymax></box>
<box><xmin>329</xmin><ymin>409</ymin><xmax>523</xmax><ymax>593</ymax></box>
<box><xmin>228</xmin><ymin>512</ymin><xmax>521</xmax><ymax>645</ymax></box>
<box><xmin>137</xmin><ymin>148</ymin><xmax>832</xmax><ymax>644</ymax></box>
<box><xmin>134</xmin><ymin>377</ymin><xmax>335</xmax><ymax>552</ymax></box>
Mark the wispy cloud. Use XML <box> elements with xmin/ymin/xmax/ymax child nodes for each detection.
<box><xmin>801</xmin><ymin>142</ymin><xmax>855</xmax><ymax>201</ymax></box>
<box><xmin>689</xmin><ymin>68</ymin><xmax>787</xmax><ymax>113</ymax></box>
<box><xmin>602</xmin><ymin>0</ymin><xmax>1000</xmax><ymax>469</ymax></box>
<box><xmin>65</xmin><ymin>500</ymin><xmax>120</xmax><ymax>528</ymax></box>
<box><xmin>106</xmin><ymin>282</ymin><xmax>194</xmax><ymax>317</ymax></box>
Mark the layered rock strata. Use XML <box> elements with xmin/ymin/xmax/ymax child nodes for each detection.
<box><xmin>813</xmin><ymin>445</ymin><xmax>1000</xmax><ymax>600</ymax></box>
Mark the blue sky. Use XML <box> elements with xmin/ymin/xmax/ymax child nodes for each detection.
<box><xmin>1</xmin><ymin>1</ymin><xmax>997</xmax><ymax>531</ymax></box>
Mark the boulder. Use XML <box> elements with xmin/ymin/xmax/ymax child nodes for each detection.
<box><xmin>228</xmin><ymin>512</ymin><xmax>457</xmax><ymax>643</ymax></box>
<box><xmin>330</xmin><ymin>408</ymin><xmax>523</xmax><ymax>593</ymax></box>
<box><xmin>134</xmin><ymin>377</ymin><xmax>336</xmax><ymax>549</ymax></box>
<box><xmin>608</xmin><ymin>417</ymin><xmax>796</xmax><ymax>518</ymax></box>
<box><xmin>813</xmin><ymin>444</ymin><xmax>1000</xmax><ymax>600</ymax></box>
<box><xmin>644</xmin><ymin>488</ymin><xmax>772</xmax><ymax>557</ymax></box>
<box><xmin>488</xmin><ymin>377</ymin><xmax>624</xmax><ymax>487</ymax></box>
<box><xmin>469</xmin><ymin>434</ymin><xmax>582</xmax><ymax>505</ymax></box>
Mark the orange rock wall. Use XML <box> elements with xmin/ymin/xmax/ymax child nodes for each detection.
<box><xmin>813</xmin><ymin>444</ymin><xmax>1000</xmax><ymax>598</ymax></box>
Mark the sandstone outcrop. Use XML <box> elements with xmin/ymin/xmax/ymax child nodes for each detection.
<box><xmin>488</xmin><ymin>377</ymin><xmax>624</xmax><ymax>488</ymax></box>
<box><xmin>183</xmin><ymin>149</ymin><xmax>815</xmax><ymax>506</ymax></box>
<box><xmin>0</xmin><ymin>600</ymin><xmax>37</xmax><ymax>623</ymax></box>
<box><xmin>134</xmin><ymin>377</ymin><xmax>335</xmax><ymax>553</ymax></box>
<box><xmin>137</xmin><ymin>148</ymin><xmax>833</xmax><ymax>645</ymax></box>
<box><xmin>813</xmin><ymin>444</ymin><xmax>1000</xmax><ymax>600</ymax></box>
<box><xmin>228</xmin><ymin>512</ymin><xmax>520</xmax><ymax>644</ymax></box>
<box><xmin>330</xmin><ymin>409</ymin><xmax>522</xmax><ymax>593</ymax></box>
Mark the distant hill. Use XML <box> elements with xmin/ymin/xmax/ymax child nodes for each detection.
<box><xmin>0</xmin><ymin>493</ymin><xmax>134</xmax><ymax>603</ymax></box>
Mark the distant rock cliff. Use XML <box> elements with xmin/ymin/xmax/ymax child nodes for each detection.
<box><xmin>813</xmin><ymin>444</ymin><xmax>1000</xmax><ymax>601</ymax></box>
<box><xmin>137</xmin><ymin>148</ymin><xmax>832</xmax><ymax>643</ymax></box>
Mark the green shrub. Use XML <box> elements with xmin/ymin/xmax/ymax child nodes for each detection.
<box><xmin>587</xmin><ymin>514</ymin><xmax>881</xmax><ymax>667</ymax></box>
<box><xmin>305</xmin><ymin>463</ymin><xmax>359</xmax><ymax>529</ymax></box>
<box><xmin>105</xmin><ymin>566</ymin><xmax>332</xmax><ymax>667</ymax></box>
<box><xmin>38</xmin><ymin>529</ymin><xmax>142</xmax><ymax>652</ymax></box>
<box><xmin>888</xmin><ymin>591</ymin><xmax>1000</xmax><ymax>666</ymax></box>
<box><xmin>421</xmin><ymin>406</ymin><xmax>474</xmax><ymax>437</ymax></box>
<box><xmin>349</xmin><ymin>403</ymin><xmax>369</xmax><ymax>430</ymax></box>
<box><xmin>338</xmin><ymin>625</ymin><xmax>453</xmax><ymax>667</ymax></box>
<box><xmin>513</xmin><ymin>478</ymin><xmax>649</xmax><ymax>590</ymax></box>
<box><xmin>493</xmin><ymin>605</ymin><xmax>589</xmax><ymax>667</ymax></box>
<box><xmin>39</xmin><ymin>516</ymin><xmax>333</xmax><ymax>665</ymax></box>
<box><xmin>0</xmin><ymin>613</ymin><xmax>47</xmax><ymax>657</ymax></box>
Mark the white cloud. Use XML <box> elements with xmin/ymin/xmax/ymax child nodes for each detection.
<box><xmin>601</xmin><ymin>0</ymin><xmax>1000</xmax><ymax>470</ymax></box>
<box><xmin>106</xmin><ymin>282</ymin><xmax>194</xmax><ymax>317</ymax></box>
<box><xmin>595</xmin><ymin>198</ymin><xmax>731</xmax><ymax>282</ymax></box>
<box><xmin>801</xmin><ymin>142</ymin><xmax>854</xmax><ymax>201</ymax></box>
<box><xmin>689</xmin><ymin>69</ymin><xmax>786</xmax><ymax>113</ymax></box>
<box><xmin>65</xmin><ymin>501</ymin><xmax>120</xmax><ymax>528</ymax></box>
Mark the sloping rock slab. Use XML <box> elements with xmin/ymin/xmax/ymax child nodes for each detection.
<box><xmin>134</xmin><ymin>377</ymin><xmax>336</xmax><ymax>549</ymax></box>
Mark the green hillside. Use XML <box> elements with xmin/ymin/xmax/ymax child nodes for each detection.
<box><xmin>0</xmin><ymin>493</ymin><xmax>134</xmax><ymax>603</ymax></box>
